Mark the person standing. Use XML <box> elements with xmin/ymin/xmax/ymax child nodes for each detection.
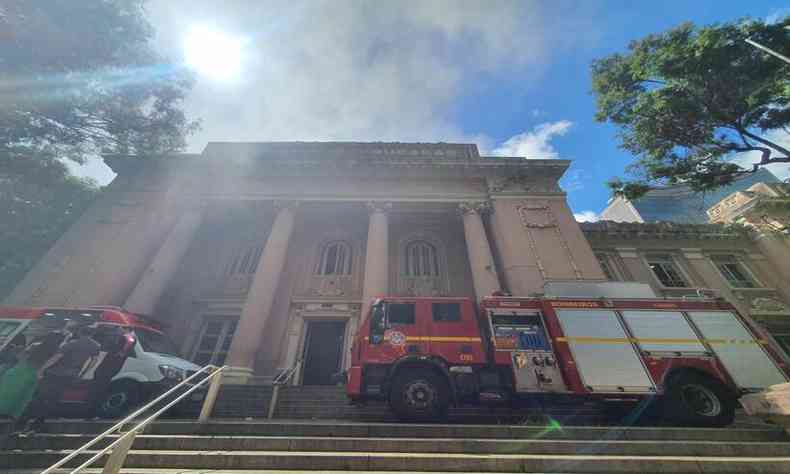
<box><xmin>88</xmin><ymin>326</ymin><xmax>136</xmax><ymax>417</ymax></box>
<box><xmin>26</xmin><ymin>325</ymin><xmax>100</xmax><ymax>431</ymax></box>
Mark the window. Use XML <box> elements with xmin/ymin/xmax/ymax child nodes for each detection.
<box><xmin>192</xmin><ymin>318</ymin><xmax>238</xmax><ymax>366</ymax></box>
<box><xmin>388</xmin><ymin>303</ymin><xmax>415</xmax><ymax>325</ymax></box>
<box><xmin>711</xmin><ymin>255</ymin><xmax>759</xmax><ymax>288</ymax></box>
<box><xmin>404</xmin><ymin>240</ymin><xmax>439</xmax><ymax>277</ymax></box>
<box><xmin>316</xmin><ymin>241</ymin><xmax>352</xmax><ymax>275</ymax></box>
<box><xmin>595</xmin><ymin>253</ymin><xmax>618</xmax><ymax>281</ymax></box>
<box><xmin>136</xmin><ymin>329</ymin><xmax>179</xmax><ymax>356</ymax></box>
<box><xmin>226</xmin><ymin>245</ymin><xmax>263</xmax><ymax>275</ymax></box>
<box><xmin>646</xmin><ymin>254</ymin><xmax>688</xmax><ymax>288</ymax></box>
<box><xmin>432</xmin><ymin>303</ymin><xmax>461</xmax><ymax>322</ymax></box>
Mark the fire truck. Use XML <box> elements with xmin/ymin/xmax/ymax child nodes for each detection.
<box><xmin>346</xmin><ymin>283</ymin><xmax>790</xmax><ymax>426</ymax></box>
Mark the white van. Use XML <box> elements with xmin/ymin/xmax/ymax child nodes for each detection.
<box><xmin>0</xmin><ymin>306</ymin><xmax>202</xmax><ymax>418</ymax></box>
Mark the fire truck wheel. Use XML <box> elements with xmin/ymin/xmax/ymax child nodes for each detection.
<box><xmin>389</xmin><ymin>368</ymin><xmax>450</xmax><ymax>422</ymax></box>
<box><xmin>664</xmin><ymin>372</ymin><xmax>736</xmax><ymax>427</ymax></box>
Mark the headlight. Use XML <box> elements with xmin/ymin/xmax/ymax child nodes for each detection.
<box><xmin>159</xmin><ymin>365</ymin><xmax>186</xmax><ymax>381</ymax></box>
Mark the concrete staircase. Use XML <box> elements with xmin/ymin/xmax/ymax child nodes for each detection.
<box><xmin>3</xmin><ymin>419</ymin><xmax>790</xmax><ymax>473</ymax></box>
<box><xmin>220</xmin><ymin>385</ymin><xmax>606</xmax><ymax>424</ymax></box>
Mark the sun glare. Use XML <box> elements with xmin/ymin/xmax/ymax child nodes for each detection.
<box><xmin>184</xmin><ymin>25</ymin><xmax>245</xmax><ymax>82</ymax></box>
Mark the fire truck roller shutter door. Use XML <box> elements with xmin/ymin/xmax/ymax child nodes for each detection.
<box><xmin>687</xmin><ymin>311</ymin><xmax>787</xmax><ymax>390</ymax></box>
<box><xmin>555</xmin><ymin>309</ymin><xmax>655</xmax><ymax>393</ymax></box>
<box><xmin>620</xmin><ymin>311</ymin><xmax>707</xmax><ymax>354</ymax></box>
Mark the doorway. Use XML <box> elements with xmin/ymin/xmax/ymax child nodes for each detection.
<box><xmin>301</xmin><ymin>320</ymin><xmax>347</xmax><ymax>385</ymax></box>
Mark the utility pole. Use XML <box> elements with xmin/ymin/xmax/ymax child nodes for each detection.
<box><xmin>745</xmin><ymin>26</ymin><xmax>790</xmax><ymax>65</ymax></box>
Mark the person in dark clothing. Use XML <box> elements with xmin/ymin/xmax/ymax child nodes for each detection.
<box><xmin>26</xmin><ymin>325</ymin><xmax>100</xmax><ymax>431</ymax></box>
<box><xmin>88</xmin><ymin>326</ymin><xmax>136</xmax><ymax>416</ymax></box>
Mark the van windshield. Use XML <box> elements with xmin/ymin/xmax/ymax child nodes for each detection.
<box><xmin>135</xmin><ymin>329</ymin><xmax>179</xmax><ymax>356</ymax></box>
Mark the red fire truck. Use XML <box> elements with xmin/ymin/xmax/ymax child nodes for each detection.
<box><xmin>346</xmin><ymin>283</ymin><xmax>790</xmax><ymax>426</ymax></box>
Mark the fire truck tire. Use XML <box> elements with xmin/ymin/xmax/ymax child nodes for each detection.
<box><xmin>663</xmin><ymin>372</ymin><xmax>736</xmax><ymax>427</ymax></box>
<box><xmin>389</xmin><ymin>368</ymin><xmax>450</xmax><ymax>422</ymax></box>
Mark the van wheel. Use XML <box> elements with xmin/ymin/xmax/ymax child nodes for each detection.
<box><xmin>389</xmin><ymin>369</ymin><xmax>449</xmax><ymax>422</ymax></box>
<box><xmin>98</xmin><ymin>381</ymin><xmax>141</xmax><ymax>419</ymax></box>
<box><xmin>662</xmin><ymin>372</ymin><xmax>735</xmax><ymax>427</ymax></box>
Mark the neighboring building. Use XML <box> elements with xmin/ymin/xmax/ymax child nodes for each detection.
<box><xmin>5</xmin><ymin>142</ymin><xmax>790</xmax><ymax>385</ymax></box>
<box><xmin>708</xmin><ymin>181</ymin><xmax>790</xmax><ymax>233</ymax></box>
<box><xmin>582</xmin><ymin>221</ymin><xmax>790</xmax><ymax>354</ymax></box>
<box><xmin>601</xmin><ymin>169</ymin><xmax>780</xmax><ymax>224</ymax></box>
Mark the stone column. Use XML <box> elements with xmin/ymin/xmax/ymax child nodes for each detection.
<box><xmin>459</xmin><ymin>201</ymin><xmax>501</xmax><ymax>300</ymax></box>
<box><xmin>225</xmin><ymin>201</ymin><xmax>298</xmax><ymax>381</ymax></box>
<box><xmin>123</xmin><ymin>209</ymin><xmax>203</xmax><ymax>316</ymax></box>
<box><xmin>360</xmin><ymin>202</ymin><xmax>391</xmax><ymax>319</ymax></box>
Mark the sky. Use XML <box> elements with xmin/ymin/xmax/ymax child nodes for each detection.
<box><xmin>71</xmin><ymin>0</ymin><xmax>790</xmax><ymax>221</ymax></box>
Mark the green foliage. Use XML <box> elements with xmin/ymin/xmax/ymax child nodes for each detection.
<box><xmin>0</xmin><ymin>154</ymin><xmax>98</xmax><ymax>299</ymax></box>
<box><xmin>592</xmin><ymin>18</ymin><xmax>790</xmax><ymax>200</ymax></box>
<box><xmin>0</xmin><ymin>0</ymin><xmax>200</xmax><ymax>161</ymax></box>
<box><xmin>0</xmin><ymin>0</ymin><xmax>199</xmax><ymax>298</ymax></box>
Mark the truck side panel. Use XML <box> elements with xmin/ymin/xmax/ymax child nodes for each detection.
<box><xmin>553</xmin><ymin>308</ymin><xmax>655</xmax><ymax>393</ymax></box>
<box><xmin>687</xmin><ymin>310</ymin><xmax>787</xmax><ymax>389</ymax></box>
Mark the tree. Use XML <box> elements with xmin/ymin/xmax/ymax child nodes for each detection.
<box><xmin>592</xmin><ymin>18</ymin><xmax>790</xmax><ymax>200</ymax></box>
<box><xmin>0</xmin><ymin>156</ymin><xmax>99</xmax><ymax>299</ymax></box>
<box><xmin>0</xmin><ymin>0</ymin><xmax>199</xmax><ymax>298</ymax></box>
<box><xmin>0</xmin><ymin>0</ymin><xmax>199</xmax><ymax>161</ymax></box>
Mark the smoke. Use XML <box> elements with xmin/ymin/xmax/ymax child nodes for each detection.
<box><xmin>145</xmin><ymin>0</ymin><xmax>596</xmax><ymax>150</ymax></box>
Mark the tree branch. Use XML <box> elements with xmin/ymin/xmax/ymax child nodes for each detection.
<box><xmin>740</xmin><ymin>128</ymin><xmax>790</xmax><ymax>158</ymax></box>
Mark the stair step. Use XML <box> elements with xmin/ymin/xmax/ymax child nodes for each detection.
<box><xmin>7</xmin><ymin>434</ymin><xmax>790</xmax><ymax>457</ymax></box>
<box><xmin>6</xmin><ymin>449</ymin><xmax>790</xmax><ymax>472</ymax></box>
<box><xmin>25</xmin><ymin>420</ymin><xmax>789</xmax><ymax>442</ymax></box>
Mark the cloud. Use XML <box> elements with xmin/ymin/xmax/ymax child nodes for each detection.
<box><xmin>560</xmin><ymin>166</ymin><xmax>585</xmax><ymax>192</ymax></box>
<box><xmin>143</xmin><ymin>1</ymin><xmax>597</xmax><ymax>150</ymax></box>
<box><xmin>729</xmin><ymin>129</ymin><xmax>790</xmax><ymax>181</ymax></box>
<box><xmin>573</xmin><ymin>210</ymin><xmax>599</xmax><ymax>222</ymax></box>
<box><xmin>490</xmin><ymin>120</ymin><xmax>573</xmax><ymax>158</ymax></box>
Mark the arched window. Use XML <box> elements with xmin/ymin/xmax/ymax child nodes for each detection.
<box><xmin>226</xmin><ymin>245</ymin><xmax>263</xmax><ymax>275</ymax></box>
<box><xmin>404</xmin><ymin>240</ymin><xmax>440</xmax><ymax>277</ymax></box>
<box><xmin>316</xmin><ymin>241</ymin><xmax>352</xmax><ymax>275</ymax></box>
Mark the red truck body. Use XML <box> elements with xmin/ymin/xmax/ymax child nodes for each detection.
<box><xmin>347</xmin><ymin>293</ymin><xmax>789</xmax><ymax>426</ymax></box>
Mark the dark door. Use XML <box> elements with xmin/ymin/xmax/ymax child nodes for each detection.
<box><xmin>302</xmin><ymin>320</ymin><xmax>347</xmax><ymax>386</ymax></box>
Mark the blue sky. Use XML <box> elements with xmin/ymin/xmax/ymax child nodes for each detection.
<box><xmin>71</xmin><ymin>1</ymin><xmax>789</xmax><ymax>220</ymax></box>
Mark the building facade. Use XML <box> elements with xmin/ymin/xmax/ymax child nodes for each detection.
<box><xmin>5</xmin><ymin>142</ymin><xmax>790</xmax><ymax>384</ymax></box>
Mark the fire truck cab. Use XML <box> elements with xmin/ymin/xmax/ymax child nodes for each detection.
<box><xmin>347</xmin><ymin>283</ymin><xmax>790</xmax><ymax>426</ymax></box>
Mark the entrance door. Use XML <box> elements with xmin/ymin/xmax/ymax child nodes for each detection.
<box><xmin>301</xmin><ymin>320</ymin><xmax>347</xmax><ymax>385</ymax></box>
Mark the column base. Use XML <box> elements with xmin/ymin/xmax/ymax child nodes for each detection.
<box><xmin>221</xmin><ymin>366</ymin><xmax>255</xmax><ymax>385</ymax></box>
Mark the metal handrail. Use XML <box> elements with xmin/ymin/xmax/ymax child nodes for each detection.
<box><xmin>267</xmin><ymin>359</ymin><xmax>301</xmax><ymax>419</ymax></box>
<box><xmin>272</xmin><ymin>359</ymin><xmax>301</xmax><ymax>385</ymax></box>
<box><xmin>41</xmin><ymin>364</ymin><xmax>227</xmax><ymax>474</ymax></box>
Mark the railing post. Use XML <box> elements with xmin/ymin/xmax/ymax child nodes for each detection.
<box><xmin>101</xmin><ymin>430</ymin><xmax>137</xmax><ymax>474</ymax></box>
<box><xmin>198</xmin><ymin>367</ymin><xmax>223</xmax><ymax>423</ymax></box>
<box><xmin>267</xmin><ymin>384</ymin><xmax>280</xmax><ymax>419</ymax></box>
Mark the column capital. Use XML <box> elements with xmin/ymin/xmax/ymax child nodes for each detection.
<box><xmin>273</xmin><ymin>200</ymin><xmax>300</xmax><ymax>213</ymax></box>
<box><xmin>365</xmin><ymin>201</ymin><xmax>392</xmax><ymax>214</ymax></box>
<box><xmin>458</xmin><ymin>200</ymin><xmax>492</xmax><ymax>216</ymax></box>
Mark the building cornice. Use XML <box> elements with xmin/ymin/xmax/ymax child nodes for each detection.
<box><xmin>103</xmin><ymin>142</ymin><xmax>570</xmax><ymax>183</ymax></box>
<box><xmin>580</xmin><ymin>220</ymin><xmax>747</xmax><ymax>240</ymax></box>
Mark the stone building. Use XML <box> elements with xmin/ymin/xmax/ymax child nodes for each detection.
<box><xmin>5</xmin><ymin>142</ymin><xmax>790</xmax><ymax>384</ymax></box>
